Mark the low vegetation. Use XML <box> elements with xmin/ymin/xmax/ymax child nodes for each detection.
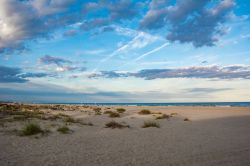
<box><xmin>105</xmin><ymin>121</ymin><xmax>129</xmax><ymax>129</ymax></box>
<box><xmin>93</xmin><ymin>107</ymin><xmax>101</xmax><ymax>112</ymax></box>
<box><xmin>21</xmin><ymin>123</ymin><xmax>43</xmax><ymax>136</ymax></box>
<box><xmin>104</xmin><ymin>110</ymin><xmax>113</xmax><ymax>114</ymax></box>
<box><xmin>64</xmin><ymin>117</ymin><xmax>76</xmax><ymax>123</ymax></box>
<box><xmin>170</xmin><ymin>112</ymin><xmax>178</xmax><ymax>116</ymax></box>
<box><xmin>142</xmin><ymin>121</ymin><xmax>160</xmax><ymax>128</ymax></box>
<box><xmin>184</xmin><ymin>118</ymin><xmax>190</xmax><ymax>121</ymax></box>
<box><xmin>78</xmin><ymin>121</ymin><xmax>94</xmax><ymax>126</ymax></box>
<box><xmin>104</xmin><ymin>110</ymin><xmax>120</xmax><ymax>118</ymax></box>
<box><xmin>116</xmin><ymin>108</ymin><xmax>126</xmax><ymax>113</ymax></box>
<box><xmin>156</xmin><ymin>114</ymin><xmax>170</xmax><ymax>120</ymax></box>
<box><xmin>93</xmin><ymin>107</ymin><xmax>102</xmax><ymax>115</ymax></box>
<box><xmin>109</xmin><ymin>112</ymin><xmax>120</xmax><ymax>118</ymax></box>
<box><xmin>95</xmin><ymin>111</ymin><xmax>102</xmax><ymax>115</ymax></box>
<box><xmin>57</xmin><ymin>126</ymin><xmax>70</xmax><ymax>134</ymax></box>
<box><xmin>138</xmin><ymin>109</ymin><xmax>151</xmax><ymax>115</ymax></box>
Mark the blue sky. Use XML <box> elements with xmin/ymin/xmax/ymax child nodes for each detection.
<box><xmin>0</xmin><ymin>0</ymin><xmax>250</xmax><ymax>103</ymax></box>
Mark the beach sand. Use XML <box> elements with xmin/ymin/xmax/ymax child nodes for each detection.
<box><xmin>0</xmin><ymin>104</ymin><xmax>250</xmax><ymax>166</ymax></box>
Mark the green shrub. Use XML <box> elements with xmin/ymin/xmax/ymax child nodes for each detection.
<box><xmin>21</xmin><ymin>123</ymin><xmax>43</xmax><ymax>136</ymax></box>
<box><xmin>142</xmin><ymin>121</ymin><xmax>160</xmax><ymax>128</ymax></box>
<box><xmin>93</xmin><ymin>107</ymin><xmax>101</xmax><ymax>112</ymax></box>
<box><xmin>156</xmin><ymin>114</ymin><xmax>170</xmax><ymax>120</ymax></box>
<box><xmin>109</xmin><ymin>112</ymin><xmax>120</xmax><ymax>118</ymax></box>
<box><xmin>170</xmin><ymin>112</ymin><xmax>178</xmax><ymax>116</ymax></box>
<box><xmin>93</xmin><ymin>107</ymin><xmax>102</xmax><ymax>115</ymax></box>
<box><xmin>138</xmin><ymin>109</ymin><xmax>151</xmax><ymax>115</ymax></box>
<box><xmin>116</xmin><ymin>108</ymin><xmax>126</xmax><ymax>113</ymax></box>
<box><xmin>64</xmin><ymin>117</ymin><xmax>76</xmax><ymax>123</ymax></box>
<box><xmin>105</xmin><ymin>121</ymin><xmax>129</xmax><ymax>129</ymax></box>
<box><xmin>95</xmin><ymin>111</ymin><xmax>102</xmax><ymax>115</ymax></box>
<box><xmin>104</xmin><ymin>110</ymin><xmax>113</xmax><ymax>114</ymax></box>
<box><xmin>57</xmin><ymin>126</ymin><xmax>70</xmax><ymax>134</ymax></box>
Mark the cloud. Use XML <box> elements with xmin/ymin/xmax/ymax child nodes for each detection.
<box><xmin>39</xmin><ymin>55</ymin><xmax>87</xmax><ymax>73</ymax></box>
<box><xmin>140</xmin><ymin>0</ymin><xmax>235</xmax><ymax>47</ymax></box>
<box><xmin>63</xmin><ymin>29</ymin><xmax>78</xmax><ymax>37</ymax></box>
<box><xmin>185</xmin><ymin>88</ymin><xmax>233</xmax><ymax>93</ymax></box>
<box><xmin>0</xmin><ymin>0</ymin><xmax>82</xmax><ymax>54</ymax></box>
<box><xmin>89</xmin><ymin>65</ymin><xmax>250</xmax><ymax>80</ymax></box>
<box><xmin>134</xmin><ymin>42</ymin><xmax>169</xmax><ymax>61</ymax></box>
<box><xmin>88</xmin><ymin>71</ymin><xmax>128</xmax><ymax>79</ymax></box>
<box><xmin>0</xmin><ymin>66</ymin><xmax>27</xmax><ymax>83</ymax></box>
<box><xmin>31</xmin><ymin>0</ymin><xmax>76</xmax><ymax>16</ymax></box>
<box><xmin>0</xmin><ymin>82</ymin><xmax>235</xmax><ymax>103</ymax></box>
<box><xmin>93</xmin><ymin>30</ymin><xmax>160</xmax><ymax>71</ymax></box>
<box><xmin>40</xmin><ymin>55</ymin><xmax>72</xmax><ymax>66</ymax></box>
<box><xmin>0</xmin><ymin>0</ymin><xmax>141</xmax><ymax>53</ymax></box>
<box><xmin>80</xmin><ymin>0</ymin><xmax>138</xmax><ymax>31</ymax></box>
<box><xmin>0</xmin><ymin>82</ymin><xmax>135</xmax><ymax>103</ymax></box>
<box><xmin>19</xmin><ymin>72</ymin><xmax>50</xmax><ymax>78</ymax></box>
<box><xmin>0</xmin><ymin>65</ymin><xmax>49</xmax><ymax>83</ymax></box>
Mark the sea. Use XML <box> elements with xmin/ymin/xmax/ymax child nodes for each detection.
<box><xmin>49</xmin><ymin>102</ymin><xmax>250</xmax><ymax>107</ymax></box>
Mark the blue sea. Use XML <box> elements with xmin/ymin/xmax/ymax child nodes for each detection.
<box><xmin>51</xmin><ymin>102</ymin><xmax>250</xmax><ymax>107</ymax></box>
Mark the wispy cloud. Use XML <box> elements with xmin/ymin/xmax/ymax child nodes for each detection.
<box><xmin>39</xmin><ymin>55</ymin><xmax>86</xmax><ymax>73</ymax></box>
<box><xmin>89</xmin><ymin>65</ymin><xmax>250</xmax><ymax>80</ymax></box>
<box><xmin>76</xmin><ymin>49</ymin><xmax>107</xmax><ymax>56</ymax></box>
<box><xmin>93</xmin><ymin>30</ymin><xmax>161</xmax><ymax>72</ymax></box>
<box><xmin>40</xmin><ymin>55</ymin><xmax>72</xmax><ymax>66</ymax></box>
<box><xmin>0</xmin><ymin>65</ymin><xmax>49</xmax><ymax>83</ymax></box>
<box><xmin>0</xmin><ymin>82</ymin><xmax>235</xmax><ymax>103</ymax></box>
<box><xmin>134</xmin><ymin>42</ymin><xmax>169</xmax><ymax>62</ymax></box>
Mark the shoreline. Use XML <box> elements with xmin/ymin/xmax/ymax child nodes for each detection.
<box><xmin>1</xmin><ymin>102</ymin><xmax>250</xmax><ymax>107</ymax></box>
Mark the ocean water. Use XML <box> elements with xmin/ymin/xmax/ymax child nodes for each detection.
<box><xmin>58</xmin><ymin>102</ymin><xmax>250</xmax><ymax>107</ymax></box>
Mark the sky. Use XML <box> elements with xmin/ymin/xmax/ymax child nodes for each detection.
<box><xmin>0</xmin><ymin>0</ymin><xmax>250</xmax><ymax>103</ymax></box>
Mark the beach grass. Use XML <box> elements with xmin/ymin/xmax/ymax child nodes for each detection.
<box><xmin>104</xmin><ymin>110</ymin><xmax>113</xmax><ymax>114</ymax></box>
<box><xmin>142</xmin><ymin>121</ymin><xmax>160</xmax><ymax>128</ymax></box>
<box><xmin>156</xmin><ymin>114</ymin><xmax>170</xmax><ymax>120</ymax></box>
<box><xmin>116</xmin><ymin>108</ymin><xmax>126</xmax><ymax>113</ymax></box>
<box><xmin>104</xmin><ymin>110</ymin><xmax>120</xmax><ymax>118</ymax></box>
<box><xmin>21</xmin><ymin>123</ymin><xmax>43</xmax><ymax>136</ymax></box>
<box><xmin>138</xmin><ymin>109</ymin><xmax>151</xmax><ymax>115</ymax></box>
<box><xmin>64</xmin><ymin>117</ymin><xmax>76</xmax><ymax>123</ymax></box>
<box><xmin>57</xmin><ymin>126</ymin><xmax>70</xmax><ymax>134</ymax></box>
<box><xmin>170</xmin><ymin>113</ymin><xmax>178</xmax><ymax>116</ymax></box>
<box><xmin>109</xmin><ymin>112</ymin><xmax>120</xmax><ymax>118</ymax></box>
<box><xmin>105</xmin><ymin>121</ymin><xmax>129</xmax><ymax>129</ymax></box>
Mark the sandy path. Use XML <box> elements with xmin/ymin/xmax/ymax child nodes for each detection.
<box><xmin>0</xmin><ymin>106</ymin><xmax>250</xmax><ymax>166</ymax></box>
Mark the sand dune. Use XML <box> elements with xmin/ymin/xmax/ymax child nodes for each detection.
<box><xmin>0</xmin><ymin>104</ymin><xmax>250</xmax><ymax>166</ymax></box>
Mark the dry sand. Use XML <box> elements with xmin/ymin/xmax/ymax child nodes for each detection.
<box><xmin>0</xmin><ymin>104</ymin><xmax>250</xmax><ymax>166</ymax></box>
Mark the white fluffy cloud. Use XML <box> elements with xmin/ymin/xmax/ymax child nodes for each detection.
<box><xmin>0</xmin><ymin>0</ymin><xmax>79</xmax><ymax>53</ymax></box>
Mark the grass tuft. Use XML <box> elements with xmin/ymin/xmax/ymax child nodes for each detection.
<box><xmin>93</xmin><ymin>107</ymin><xmax>102</xmax><ymax>115</ymax></box>
<box><xmin>116</xmin><ymin>108</ymin><xmax>126</xmax><ymax>113</ymax></box>
<box><xmin>138</xmin><ymin>109</ymin><xmax>151</xmax><ymax>115</ymax></box>
<box><xmin>64</xmin><ymin>117</ymin><xmax>76</xmax><ymax>123</ymax></box>
<box><xmin>170</xmin><ymin>112</ymin><xmax>178</xmax><ymax>116</ymax></box>
<box><xmin>156</xmin><ymin>114</ymin><xmax>170</xmax><ymax>120</ymax></box>
<box><xmin>105</xmin><ymin>121</ymin><xmax>129</xmax><ymax>129</ymax></box>
<box><xmin>57</xmin><ymin>126</ymin><xmax>70</xmax><ymax>134</ymax></box>
<box><xmin>142</xmin><ymin>121</ymin><xmax>160</xmax><ymax>128</ymax></box>
<box><xmin>21</xmin><ymin>123</ymin><xmax>43</xmax><ymax>136</ymax></box>
<box><xmin>104</xmin><ymin>110</ymin><xmax>113</xmax><ymax>114</ymax></box>
<box><xmin>109</xmin><ymin>112</ymin><xmax>120</xmax><ymax>118</ymax></box>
